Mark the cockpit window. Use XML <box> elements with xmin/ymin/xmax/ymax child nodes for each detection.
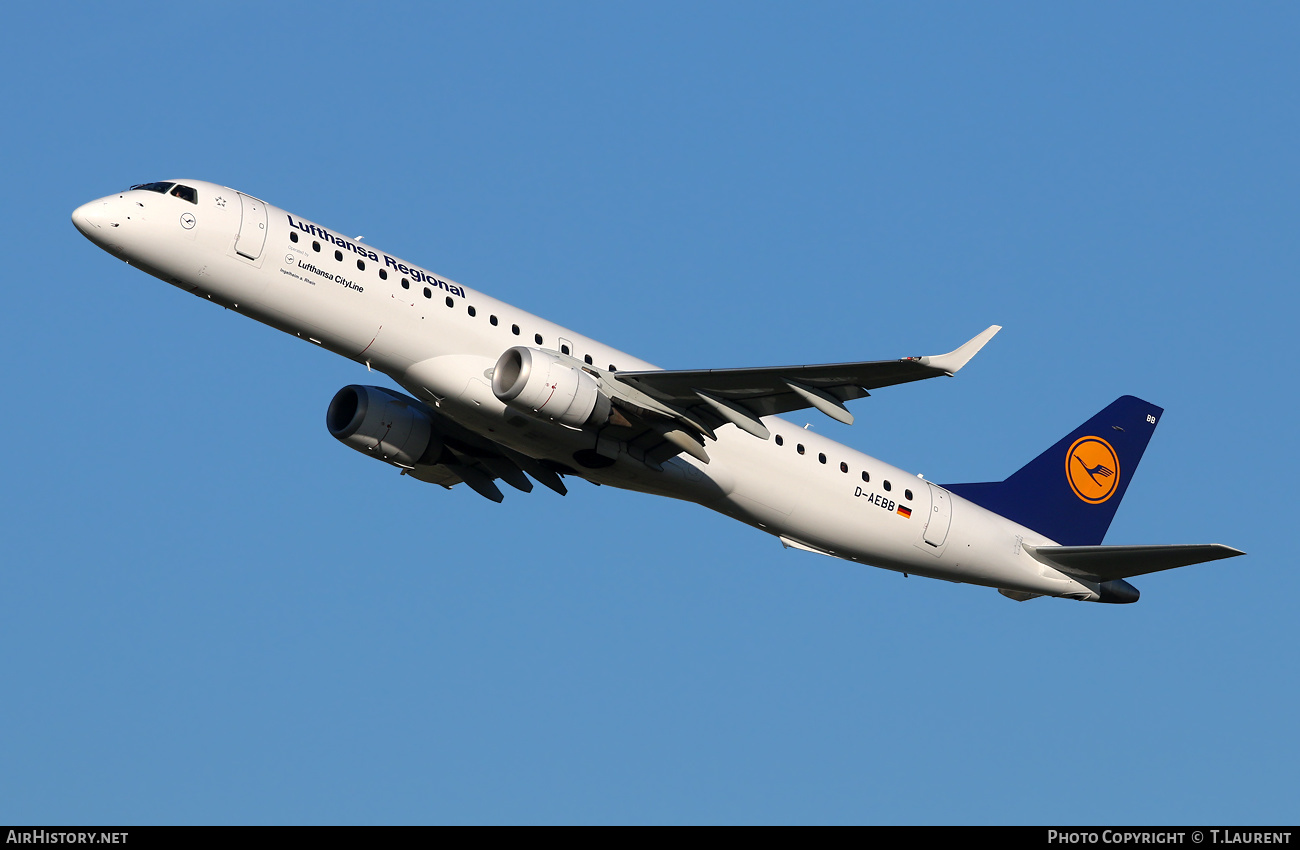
<box><xmin>170</xmin><ymin>184</ymin><xmax>198</xmax><ymax>204</ymax></box>
<box><xmin>130</xmin><ymin>182</ymin><xmax>174</xmax><ymax>194</ymax></box>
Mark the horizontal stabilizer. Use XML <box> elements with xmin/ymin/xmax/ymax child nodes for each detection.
<box><xmin>1024</xmin><ymin>543</ymin><xmax>1245</xmax><ymax>581</ymax></box>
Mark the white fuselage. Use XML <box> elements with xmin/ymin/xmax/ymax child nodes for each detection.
<box><xmin>73</xmin><ymin>180</ymin><xmax>1097</xmax><ymax>600</ymax></box>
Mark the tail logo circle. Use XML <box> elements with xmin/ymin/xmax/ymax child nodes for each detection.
<box><xmin>1066</xmin><ymin>436</ymin><xmax>1120</xmax><ymax>504</ymax></box>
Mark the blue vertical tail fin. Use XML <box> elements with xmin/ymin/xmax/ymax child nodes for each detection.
<box><xmin>945</xmin><ymin>396</ymin><xmax>1164</xmax><ymax>545</ymax></box>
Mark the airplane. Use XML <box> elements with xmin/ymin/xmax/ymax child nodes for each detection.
<box><xmin>71</xmin><ymin>179</ymin><xmax>1244</xmax><ymax>604</ymax></box>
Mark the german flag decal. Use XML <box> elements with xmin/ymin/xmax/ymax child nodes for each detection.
<box><xmin>897</xmin><ymin>505</ymin><xmax>912</xmax><ymax>519</ymax></box>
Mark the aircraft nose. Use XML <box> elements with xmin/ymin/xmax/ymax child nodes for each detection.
<box><xmin>71</xmin><ymin>200</ymin><xmax>106</xmax><ymax>237</ymax></box>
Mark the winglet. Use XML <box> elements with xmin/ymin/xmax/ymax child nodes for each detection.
<box><xmin>917</xmin><ymin>325</ymin><xmax>1001</xmax><ymax>376</ymax></box>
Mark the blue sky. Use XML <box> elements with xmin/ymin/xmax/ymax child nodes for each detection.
<box><xmin>2</xmin><ymin>2</ymin><xmax>1296</xmax><ymax>824</ymax></box>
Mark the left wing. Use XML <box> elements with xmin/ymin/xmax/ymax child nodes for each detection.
<box><xmin>608</xmin><ymin>325</ymin><xmax>1001</xmax><ymax>446</ymax></box>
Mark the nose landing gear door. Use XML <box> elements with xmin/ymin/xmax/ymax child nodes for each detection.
<box><xmin>235</xmin><ymin>193</ymin><xmax>268</xmax><ymax>260</ymax></box>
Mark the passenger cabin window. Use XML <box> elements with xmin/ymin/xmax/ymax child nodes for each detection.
<box><xmin>512</xmin><ymin>324</ymin><xmax>520</xmax><ymax>335</ymax></box>
<box><xmin>490</xmin><ymin>315</ymin><xmax>499</xmax><ymax>326</ymax></box>
<box><xmin>584</xmin><ymin>355</ymin><xmax>592</xmax><ymax>365</ymax></box>
<box><xmin>905</xmin><ymin>489</ymin><xmax>913</xmax><ymax>501</ymax></box>
<box><xmin>535</xmin><ymin>334</ymin><xmax>544</xmax><ymax>345</ymax></box>
<box><xmin>170</xmin><ymin>184</ymin><xmax>197</xmax><ymax>204</ymax></box>
<box><xmin>379</xmin><ymin>269</ymin><xmax>388</xmax><ymax>280</ymax></box>
<box><xmin>468</xmin><ymin>306</ymin><xmax>476</xmax><ymax>317</ymax></box>
<box><xmin>401</xmin><ymin>278</ymin><xmax>409</xmax><ymax>289</ymax></box>
<box><xmin>334</xmin><ymin>250</ymin><xmax>343</xmax><ymax>262</ymax></box>
<box><xmin>775</xmin><ymin>435</ymin><xmax>784</xmax><ymax>446</ymax></box>
<box><xmin>840</xmin><ymin>462</ymin><xmax>848</xmax><ymax>473</ymax></box>
<box><xmin>290</xmin><ymin>232</ymin><xmax>298</xmax><ymax>243</ymax></box>
<box><xmin>861</xmin><ymin>471</ymin><xmax>870</xmax><ymax>483</ymax></box>
<box><xmin>561</xmin><ymin>344</ymin><xmax>570</xmax><ymax>355</ymax></box>
<box><xmin>130</xmin><ymin>182</ymin><xmax>174</xmax><ymax>194</ymax></box>
<box><xmin>312</xmin><ymin>241</ymin><xmax>320</xmax><ymax>252</ymax></box>
<box><xmin>883</xmin><ymin>480</ymin><xmax>892</xmax><ymax>491</ymax></box>
<box><xmin>357</xmin><ymin>260</ymin><xmax>366</xmax><ymax>271</ymax></box>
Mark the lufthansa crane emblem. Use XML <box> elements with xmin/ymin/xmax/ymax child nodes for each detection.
<box><xmin>1066</xmin><ymin>436</ymin><xmax>1119</xmax><ymax>503</ymax></box>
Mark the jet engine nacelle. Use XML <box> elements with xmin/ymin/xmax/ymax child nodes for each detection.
<box><xmin>491</xmin><ymin>346</ymin><xmax>611</xmax><ymax>428</ymax></box>
<box><xmin>326</xmin><ymin>385</ymin><xmax>444</xmax><ymax>467</ymax></box>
